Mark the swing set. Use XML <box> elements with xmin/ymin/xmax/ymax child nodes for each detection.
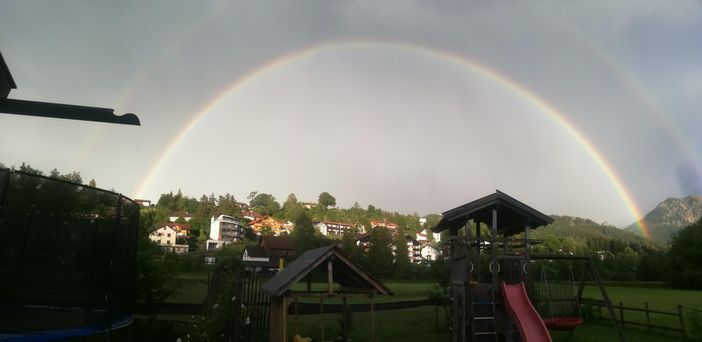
<box><xmin>531</xmin><ymin>255</ymin><xmax>624</xmax><ymax>340</ymax></box>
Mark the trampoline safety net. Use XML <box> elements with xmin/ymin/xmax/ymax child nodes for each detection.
<box><xmin>0</xmin><ymin>169</ymin><xmax>139</xmax><ymax>336</ymax></box>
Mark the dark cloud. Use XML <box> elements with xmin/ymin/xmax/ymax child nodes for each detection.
<box><xmin>677</xmin><ymin>162</ymin><xmax>702</xmax><ymax>195</ymax></box>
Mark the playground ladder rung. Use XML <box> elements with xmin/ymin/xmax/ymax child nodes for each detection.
<box><xmin>475</xmin><ymin>331</ymin><xmax>497</xmax><ymax>335</ymax></box>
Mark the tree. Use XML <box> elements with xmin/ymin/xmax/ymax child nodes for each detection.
<box><xmin>393</xmin><ymin>235</ymin><xmax>413</xmax><ymax>279</ymax></box>
<box><xmin>667</xmin><ymin>218</ymin><xmax>702</xmax><ymax>289</ymax></box>
<box><xmin>367</xmin><ymin>227</ymin><xmax>394</xmax><ymax>279</ymax></box>
<box><xmin>293</xmin><ymin>212</ymin><xmax>317</xmax><ymax>254</ymax></box>
<box><xmin>423</xmin><ymin>214</ymin><xmax>442</xmax><ymax>231</ymax></box>
<box><xmin>318</xmin><ymin>192</ymin><xmax>336</xmax><ymax>208</ymax></box>
<box><xmin>88</xmin><ymin>179</ymin><xmax>96</xmax><ymax>187</ymax></box>
<box><xmin>18</xmin><ymin>162</ymin><xmax>43</xmax><ymax>175</ymax></box>
<box><xmin>249</xmin><ymin>193</ymin><xmax>280</xmax><ymax>216</ymax></box>
<box><xmin>281</xmin><ymin>193</ymin><xmax>304</xmax><ymax>221</ymax></box>
<box><xmin>216</xmin><ymin>193</ymin><xmax>240</xmax><ymax>216</ymax></box>
<box><xmin>136</xmin><ymin>209</ymin><xmax>178</xmax><ymax>303</ymax></box>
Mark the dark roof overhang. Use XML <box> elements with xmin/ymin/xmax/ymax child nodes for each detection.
<box><xmin>432</xmin><ymin>190</ymin><xmax>553</xmax><ymax>236</ymax></box>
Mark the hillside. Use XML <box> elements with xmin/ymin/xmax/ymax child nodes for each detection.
<box><xmin>625</xmin><ymin>195</ymin><xmax>702</xmax><ymax>245</ymax></box>
<box><xmin>529</xmin><ymin>215</ymin><xmax>660</xmax><ymax>254</ymax></box>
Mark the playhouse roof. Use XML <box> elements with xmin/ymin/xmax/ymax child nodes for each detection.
<box><xmin>432</xmin><ymin>190</ymin><xmax>553</xmax><ymax>236</ymax></box>
<box><xmin>261</xmin><ymin>245</ymin><xmax>393</xmax><ymax>298</ymax></box>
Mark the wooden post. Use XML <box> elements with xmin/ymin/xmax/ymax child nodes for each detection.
<box><xmin>619</xmin><ymin>302</ymin><xmax>624</xmax><ymax>328</ymax></box>
<box><xmin>268</xmin><ymin>296</ymin><xmax>287</xmax><ymax>342</ymax></box>
<box><xmin>678</xmin><ymin>305</ymin><xmax>687</xmax><ymax>338</ymax></box>
<box><xmin>370</xmin><ymin>297</ymin><xmax>375</xmax><ymax>342</ymax></box>
<box><xmin>327</xmin><ymin>260</ymin><xmax>333</xmax><ymax>295</ymax></box>
<box><xmin>524</xmin><ymin>224</ymin><xmax>531</xmax><ymax>284</ymax></box>
<box><xmin>491</xmin><ymin>208</ymin><xmax>498</xmax><ymax>291</ymax></box>
<box><xmin>475</xmin><ymin>221</ymin><xmax>481</xmax><ymax>283</ymax></box>
<box><xmin>320</xmin><ymin>296</ymin><xmax>325</xmax><ymax>341</ymax></box>
<box><xmin>645</xmin><ymin>302</ymin><xmax>650</xmax><ymax>332</ymax></box>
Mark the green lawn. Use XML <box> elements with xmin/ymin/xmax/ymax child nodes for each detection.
<box><xmin>167</xmin><ymin>272</ymin><xmax>702</xmax><ymax>341</ymax></box>
<box><xmin>167</xmin><ymin>269</ymin><xmax>213</xmax><ymax>304</ymax></box>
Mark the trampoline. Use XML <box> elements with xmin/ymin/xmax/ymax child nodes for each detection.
<box><xmin>0</xmin><ymin>169</ymin><xmax>138</xmax><ymax>340</ymax></box>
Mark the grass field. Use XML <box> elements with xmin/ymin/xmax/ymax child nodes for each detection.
<box><xmin>165</xmin><ymin>270</ymin><xmax>702</xmax><ymax>341</ymax></box>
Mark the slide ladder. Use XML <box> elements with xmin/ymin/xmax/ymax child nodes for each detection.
<box><xmin>470</xmin><ymin>287</ymin><xmax>498</xmax><ymax>341</ymax></box>
<box><xmin>500</xmin><ymin>281</ymin><xmax>552</xmax><ymax>342</ymax></box>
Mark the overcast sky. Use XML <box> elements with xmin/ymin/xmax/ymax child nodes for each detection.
<box><xmin>1</xmin><ymin>1</ymin><xmax>701</xmax><ymax>227</ymax></box>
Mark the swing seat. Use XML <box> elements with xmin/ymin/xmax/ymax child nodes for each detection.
<box><xmin>543</xmin><ymin>317</ymin><xmax>583</xmax><ymax>330</ymax></box>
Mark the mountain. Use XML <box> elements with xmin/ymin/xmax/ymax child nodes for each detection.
<box><xmin>625</xmin><ymin>195</ymin><xmax>702</xmax><ymax>245</ymax></box>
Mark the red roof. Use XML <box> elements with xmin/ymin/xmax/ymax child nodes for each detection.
<box><xmin>159</xmin><ymin>222</ymin><xmax>191</xmax><ymax>230</ymax></box>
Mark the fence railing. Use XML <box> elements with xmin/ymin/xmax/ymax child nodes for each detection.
<box><xmin>581</xmin><ymin>299</ymin><xmax>688</xmax><ymax>338</ymax></box>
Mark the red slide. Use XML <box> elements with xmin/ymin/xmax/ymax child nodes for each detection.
<box><xmin>500</xmin><ymin>281</ymin><xmax>552</xmax><ymax>342</ymax></box>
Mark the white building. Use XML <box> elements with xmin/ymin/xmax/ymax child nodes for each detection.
<box><xmin>149</xmin><ymin>226</ymin><xmax>189</xmax><ymax>253</ymax></box>
<box><xmin>150</xmin><ymin>226</ymin><xmax>177</xmax><ymax>246</ymax></box>
<box><xmin>420</xmin><ymin>244</ymin><xmax>440</xmax><ymax>261</ymax></box>
<box><xmin>207</xmin><ymin>215</ymin><xmax>245</xmax><ymax>250</ymax></box>
<box><xmin>314</xmin><ymin>221</ymin><xmax>356</xmax><ymax>237</ymax></box>
<box><xmin>416</xmin><ymin>229</ymin><xmax>441</xmax><ymax>243</ymax></box>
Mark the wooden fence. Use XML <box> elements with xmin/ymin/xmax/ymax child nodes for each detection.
<box><xmin>581</xmin><ymin>299</ymin><xmax>687</xmax><ymax>338</ymax></box>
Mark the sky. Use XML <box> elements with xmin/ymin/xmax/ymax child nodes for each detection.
<box><xmin>1</xmin><ymin>1</ymin><xmax>701</xmax><ymax>228</ymax></box>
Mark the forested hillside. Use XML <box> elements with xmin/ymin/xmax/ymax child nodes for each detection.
<box><xmin>531</xmin><ymin>215</ymin><xmax>660</xmax><ymax>254</ymax></box>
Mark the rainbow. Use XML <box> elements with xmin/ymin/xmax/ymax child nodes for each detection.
<box><xmin>133</xmin><ymin>39</ymin><xmax>650</xmax><ymax>237</ymax></box>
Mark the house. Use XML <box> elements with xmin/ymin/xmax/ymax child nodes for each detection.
<box><xmin>354</xmin><ymin>233</ymin><xmax>371</xmax><ymax>254</ymax></box>
<box><xmin>158</xmin><ymin>222</ymin><xmax>191</xmax><ymax>237</ymax></box>
<box><xmin>314</xmin><ymin>221</ymin><xmax>357</xmax><ymax>237</ymax></box>
<box><xmin>169</xmin><ymin>211</ymin><xmax>192</xmax><ymax>222</ymax></box>
<box><xmin>150</xmin><ymin>226</ymin><xmax>177</xmax><ymax>246</ymax></box>
<box><xmin>420</xmin><ymin>244</ymin><xmax>440</xmax><ymax>261</ymax></box>
<box><xmin>301</xmin><ymin>202</ymin><xmax>317</xmax><ymax>209</ymax></box>
<box><xmin>206</xmin><ymin>215</ymin><xmax>245</xmax><ymax>250</ymax></box>
<box><xmin>241</xmin><ymin>236</ymin><xmax>297</xmax><ymax>273</ymax></box>
<box><xmin>370</xmin><ymin>219</ymin><xmax>399</xmax><ymax>236</ymax></box>
<box><xmin>149</xmin><ymin>225</ymin><xmax>189</xmax><ymax>253</ymax></box>
<box><xmin>242</xmin><ymin>210</ymin><xmax>263</xmax><ymax>222</ymax></box>
<box><xmin>134</xmin><ymin>199</ymin><xmax>151</xmax><ymax>207</ymax></box>
<box><xmin>242</xmin><ymin>245</ymin><xmax>277</xmax><ymax>273</ymax></box>
<box><xmin>260</xmin><ymin>236</ymin><xmax>296</xmax><ymax>265</ymax></box>
<box><xmin>248</xmin><ymin>216</ymin><xmax>293</xmax><ymax>236</ymax></box>
<box><xmin>416</xmin><ymin>229</ymin><xmax>441</xmax><ymax>243</ymax></box>
<box><xmin>405</xmin><ymin>235</ymin><xmax>423</xmax><ymax>263</ymax></box>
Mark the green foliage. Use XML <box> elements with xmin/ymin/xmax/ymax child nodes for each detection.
<box><xmin>215</xmin><ymin>193</ymin><xmax>240</xmax><ymax>217</ymax></box>
<box><xmin>136</xmin><ymin>209</ymin><xmax>179</xmax><ymax>304</ymax></box>
<box><xmin>689</xmin><ymin>310</ymin><xmax>702</xmax><ymax>341</ymax></box>
<box><xmin>393</xmin><ymin>236</ymin><xmax>413</xmax><ymax>279</ymax></box>
<box><xmin>181</xmin><ymin>256</ymin><xmax>261</xmax><ymax>341</ymax></box>
<box><xmin>318</xmin><ymin>191</ymin><xmax>336</xmax><ymax>208</ymax></box>
<box><xmin>341</xmin><ymin>232</ymin><xmax>366</xmax><ymax>268</ymax></box>
<box><xmin>667</xmin><ymin>218</ymin><xmax>702</xmax><ymax>289</ymax></box>
<box><xmin>249</xmin><ymin>192</ymin><xmax>281</xmax><ymax>216</ymax></box>
<box><xmin>337</xmin><ymin>305</ymin><xmax>353</xmax><ymax>341</ymax></box>
<box><xmin>293</xmin><ymin>212</ymin><xmax>318</xmax><ymax>254</ymax></box>
<box><xmin>367</xmin><ymin>227</ymin><xmax>394</xmax><ymax>279</ymax></box>
<box><xmin>281</xmin><ymin>193</ymin><xmax>304</xmax><ymax>221</ymax></box>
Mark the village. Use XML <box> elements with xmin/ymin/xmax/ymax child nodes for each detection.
<box><xmin>146</xmin><ymin>200</ymin><xmax>442</xmax><ymax>269</ymax></box>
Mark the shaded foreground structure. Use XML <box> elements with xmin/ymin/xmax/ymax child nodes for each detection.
<box><xmin>0</xmin><ymin>50</ymin><xmax>140</xmax><ymax>125</ymax></box>
<box><xmin>434</xmin><ymin>190</ymin><xmax>623</xmax><ymax>341</ymax></box>
<box><xmin>262</xmin><ymin>245</ymin><xmax>393</xmax><ymax>342</ymax></box>
<box><xmin>0</xmin><ymin>170</ymin><xmax>139</xmax><ymax>339</ymax></box>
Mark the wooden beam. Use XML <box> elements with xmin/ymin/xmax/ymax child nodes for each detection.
<box><xmin>327</xmin><ymin>259</ymin><xmax>333</xmax><ymax>295</ymax></box>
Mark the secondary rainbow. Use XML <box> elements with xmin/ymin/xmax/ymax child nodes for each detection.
<box><xmin>133</xmin><ymin>39</ymin><xmax>650</xmax><ymax>237</ymax></box>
